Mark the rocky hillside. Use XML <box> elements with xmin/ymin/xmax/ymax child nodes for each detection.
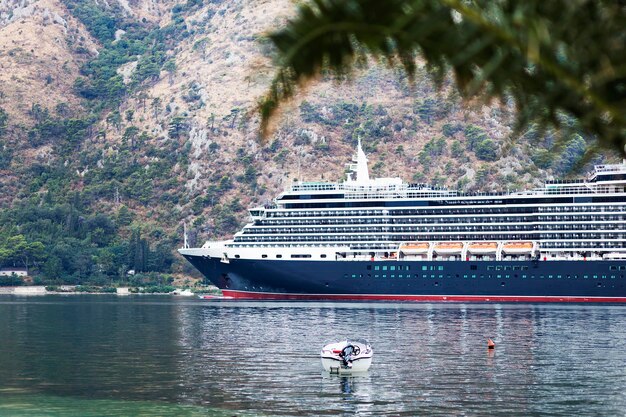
<box><xmin>0</xmin><ymin>0</ymin><xmax>613</xmax><ymax>284</ymax></box>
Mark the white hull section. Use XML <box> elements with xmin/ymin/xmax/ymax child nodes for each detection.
<box><xmin>321</xmin><ymin>356</ymin><xmax>373</xmax><ymax>374</ymax></box>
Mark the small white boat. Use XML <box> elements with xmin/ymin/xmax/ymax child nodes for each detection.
<box><xmin>172</xmin><ymin>289</ymin><xmax>194</xmax><ymax>296</ymax></box>
<box><xmin>320</xmin><ymin>340</ymin><xmax>373</xmax><ymax>373</ymax></box>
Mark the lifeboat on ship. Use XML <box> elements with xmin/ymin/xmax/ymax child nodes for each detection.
<box><xmin>434</xmin><ymin>242</ymin><xmax>464</xmax><ymax>255</ymax></box>
<box><xmin>502</xmin><ymin>241</ymin><xmax>534</xmax><ymax>254</ymax></box>
<box><xmin>467</xmin><ymin>242</ymin><xmax>498</xmax><ymax>255</ymax></box>
<box><xmin>399</xmin><ymin>242</ymin><xmax>430</xmax><ymax>254</ymax></box>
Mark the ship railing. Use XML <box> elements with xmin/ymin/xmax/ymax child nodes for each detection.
<box><xmin>593</xmin><ymin>164</ymin><xmax>626</xmax><ymax>174</ymax></box>
<box><xmin>290</xmin><ymin>184</ymin><xmax>341</xmax><ymax>192</ymax></box>
<box><xmin>545</xmin><ymin>178</ymin><xmax>587</xmax><ymax>185</ymax></box>
<box><xmin>288</xmin><ymin>180</ymin><xmax>624</xmax><ymax>197</ymax></box>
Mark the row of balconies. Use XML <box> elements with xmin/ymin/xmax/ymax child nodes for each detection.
<box><xmin>256</xmin><ymin>216</ymin><xmax>626</xmax><ymax>227</ymax></box>
<box><xmin>265</xmin><ymin>205</ymin><xmax>626</xmax><ymax>219</ymax></box>
<box><xmin>244</xmin><ymin>224</ymin><xmax>626</xmax><ymax>235</ymax></box>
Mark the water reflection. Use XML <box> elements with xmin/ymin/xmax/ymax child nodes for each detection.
<box><xmin>1</xmin><ymin>297</ymin><xmax>626</xmax><ymax>416</ymax></box>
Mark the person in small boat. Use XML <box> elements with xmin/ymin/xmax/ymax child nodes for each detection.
<box><xmin>340</xmin><ymin>344</ymin><xmax>355</xmax><ymax>368</ymax></box>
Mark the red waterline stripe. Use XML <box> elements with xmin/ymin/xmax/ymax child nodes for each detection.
<box><xmin>220</xmin><ymin>290</ymin><xmax>626</xmax><ymax>303</ymax></box>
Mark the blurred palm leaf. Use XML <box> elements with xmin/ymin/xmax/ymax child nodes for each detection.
<box><xmin>261</xmin><ymin>0</ymin><xmax>626</xmax><ymax>155</ymax></box>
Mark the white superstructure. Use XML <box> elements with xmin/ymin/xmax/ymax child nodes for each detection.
<box><xmin>189</xmin><ymin>143</ymin><xmax>626</xmax><ymax>263</ymax></box>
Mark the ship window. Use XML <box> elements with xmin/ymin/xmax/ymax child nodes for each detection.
<box><xmin>487</xmin><ymin>266</ymin><xmax>494</xmax><ymax>271</ymax></box>
<box><xmin>504</xmin><ymin>266</ymin><xmax>511</xmax><ymax>271</ymax></box>
<box><xmin>382</xmin><ymin>266</ymin><xmax>388</xmax><ymax>271</ymax></box>
<box><xmin>522</xmin><ymin>266</ymin><xmax>529</xmax><ymax>270</ymax></box>
<box><xmin>438</xmin><ymin>266</ymin><xmax>444</xmax><ymax>271</ymax></box>
<box><xmin>593</xmin><ymin>275</ymin><xmax>598</xmax><ymax>279</ymax></box>
<box><xmin>382</xmin><ymin>274</ymin><xmax>387</xmax><ymax>278</ymax></box>
<box><xmin>276</xmin><ymin>255</ymin><xmax>282</xmax><ymax>258</ymax></box>
<box><xmin>351</xmin><ymin>274</ymin><xmax>357</xmax><ymax>278</ymax></box>
<box><xmin>375</xmin><ymin>274</ymin><xmax>379</xmax><ymax>278</ymax></box>
<box><xmin>375</xmin><ymin>266</ymin><xmax>380</xmax><ymax>271</ymax></box>
<box><xmin>406</xmin><ymin>266</ymin><xmax>411</xmax><ymax>271</ymax></box>
<box><xmin>497</xmin><ymin>275</ymin><xmax>502</xmax><ymax>279</ymax></box>
<box><xmin>234</xmin><ymin>255</ymin><xmax>240</xmax><ymax>258</ymax></box>
<box><xmin>391</xmin><ymin>274</ymin><xmax>395</xmax><ymax>278</ymax></box>
<box><xmin>390</xmin><ymin>266</ymin><xmax>396</xmax><ymax>271</ymax></box>
<box><xmin>584</xmin><ymin>275</ymin><xmax>589</xmax><ymax>279</ymax></box>
<box><xmin>495</xmin><ymin>266</ymin><xmax>502</xmax><ymax>271</ymax></box>
<box><xmin>505</xmin><ymin>275</ymin><xmax>510</xmax><ymax>279</ymax></box>
<box><xmin>540</xmin><ymin>275</ymin><xmax>545</xmax><ymax>279</ymax></box>
<box><xmin>463</xmin><ymin>274</ymin><xmax>468</xmax><ymax>278</ymax></box>
<box><xmin>619</xmin><ymin>266</ymin><xmax>626</xmax><ymax>271</ymax></box>
<box><xmin>602</xmin><ymin>275</ymin><xmax>607</xmax><ymax>279</ymax></box>
<box><xmin>291</xmin><ymin>254</ymin><xmax>312</xmax><ymax>258</ymax></box>
<box><xmin>431</xmin><ymin>275</ymin><xmax>435</xmax><ymax>279</ymax></box>
<box><xmin>557</xmin><ymin>275</ymin><xmax>562</xmax><ymax>279</ymax></box>
<box><xmin>344</xmin><ymin>274</ymin><xmax>348</xmax><ymax>278</ymax></box>
<box><xmin>398</xmin><ymin>274</ymin><xmax>403</xmax><ymax>278</ymax></box>
<box><xmin>609</xmin><ymin>266</ymin><xmax>617</xmax><ymax>271</ymax></box>
<box><xmin>471</xmin><ymin>274</ymin><xmax>476</xmax><ymax>279</ymax></box>
<box><xmin>422</xmin><ymin>266</ymin><xmax>428</xmax><ymax>271</ymax></box>
<box><xmin>611</xmin><ymin>275</ymin><xmax>616</xmax><ymax>279</ymax></box>
<box><xmin>470</xmin><ymin>265</ymin><xmax>477</xmax><ymax>270</ymax></box>
<box><xmin>522</xmin><ymin>275</ymin><xmax>527</xmax><ymax>279</ymax></box>
<box><xmin>262</xmin><ymin>254</ymin><xmax>268</xmax><ymax>258</ymax></box>
<box><xmin>367</xmin><ymin>265</ymin><xmax>372</xmax><ymax>270</ymax></box>
<box><xmin>513</xmin><ymin>266</ymin><xmax>520</xmax><ymax>271</ymax></box>
<box><xmin>321</xmin><ymin>254</ymin><xmax>327</xmax><ymax>258</ymax></box>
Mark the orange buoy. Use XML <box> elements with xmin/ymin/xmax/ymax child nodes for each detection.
<box><xmin>487</xmin><ymin>338</ymin><xmax>495</xmax><ymax>349</ymax></box>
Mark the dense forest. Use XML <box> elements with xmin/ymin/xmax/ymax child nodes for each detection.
<box><xmin>0</xmin><ymin>0</ymin><xmax>606</xmax><ymax>286</ymax></box>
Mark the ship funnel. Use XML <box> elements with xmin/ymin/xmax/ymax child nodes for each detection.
<box><xmin>355</xmin><ymin>138</ymin><xmax>370</xmax><ymax>183</ymax></box>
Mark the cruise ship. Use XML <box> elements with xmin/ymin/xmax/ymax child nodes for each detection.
<box><xmin>180</xmin><ymin>142</ymin><xmax>626</xmax><ymax>302</ymax></box>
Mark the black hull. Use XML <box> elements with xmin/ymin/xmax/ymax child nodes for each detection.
<box><xmin>183</xmin><ymin>255</ymin><xmax>626</xmax><ymax>302</ymax></box>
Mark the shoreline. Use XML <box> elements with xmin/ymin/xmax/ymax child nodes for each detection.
<box><xmin>0</xmin><ymin>285</ymin><xmax>219</xmax><ymax>297</ymax></box>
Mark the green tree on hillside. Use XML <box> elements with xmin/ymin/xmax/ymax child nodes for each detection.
<box><xmin>260</xmin><ymin>0</ymin><xmax>626</xmax><ymax>155</ymax></box>
<box><xmin>475</xmin><ymin>139</ymin><xmax>497</xmax><ymax>161</ymax></box>
<box><xmin>0</xmin><ymin>235</ymin><xmax>45</xmax><ymax>269</ymax></box>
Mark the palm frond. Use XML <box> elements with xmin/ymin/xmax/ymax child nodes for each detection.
<box><xmin>260</xmin><ymin>0</ymin><xmax>626</xmax><ymax>155</ymax></box>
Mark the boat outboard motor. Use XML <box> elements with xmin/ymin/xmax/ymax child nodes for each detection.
<box><xmin>340</xmin><ymin>345</ymin><xmax>354</xmax><ymax>368</ymax></box>
<box><xmin>340</xmin><ymin>344</ymin><xmax>360</xmax><ymax>368</ymax></box>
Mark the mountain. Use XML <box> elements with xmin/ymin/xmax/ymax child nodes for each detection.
<box><xmin>0</xmin><ymin>0</ymin><xmax>613</xmax><ymax>285</ymax></box>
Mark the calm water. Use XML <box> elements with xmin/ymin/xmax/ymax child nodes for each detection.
<box><xmin>0</xmin><ymin>296</ymin><xmax>625</xmax><ymax>416</ymax></box>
